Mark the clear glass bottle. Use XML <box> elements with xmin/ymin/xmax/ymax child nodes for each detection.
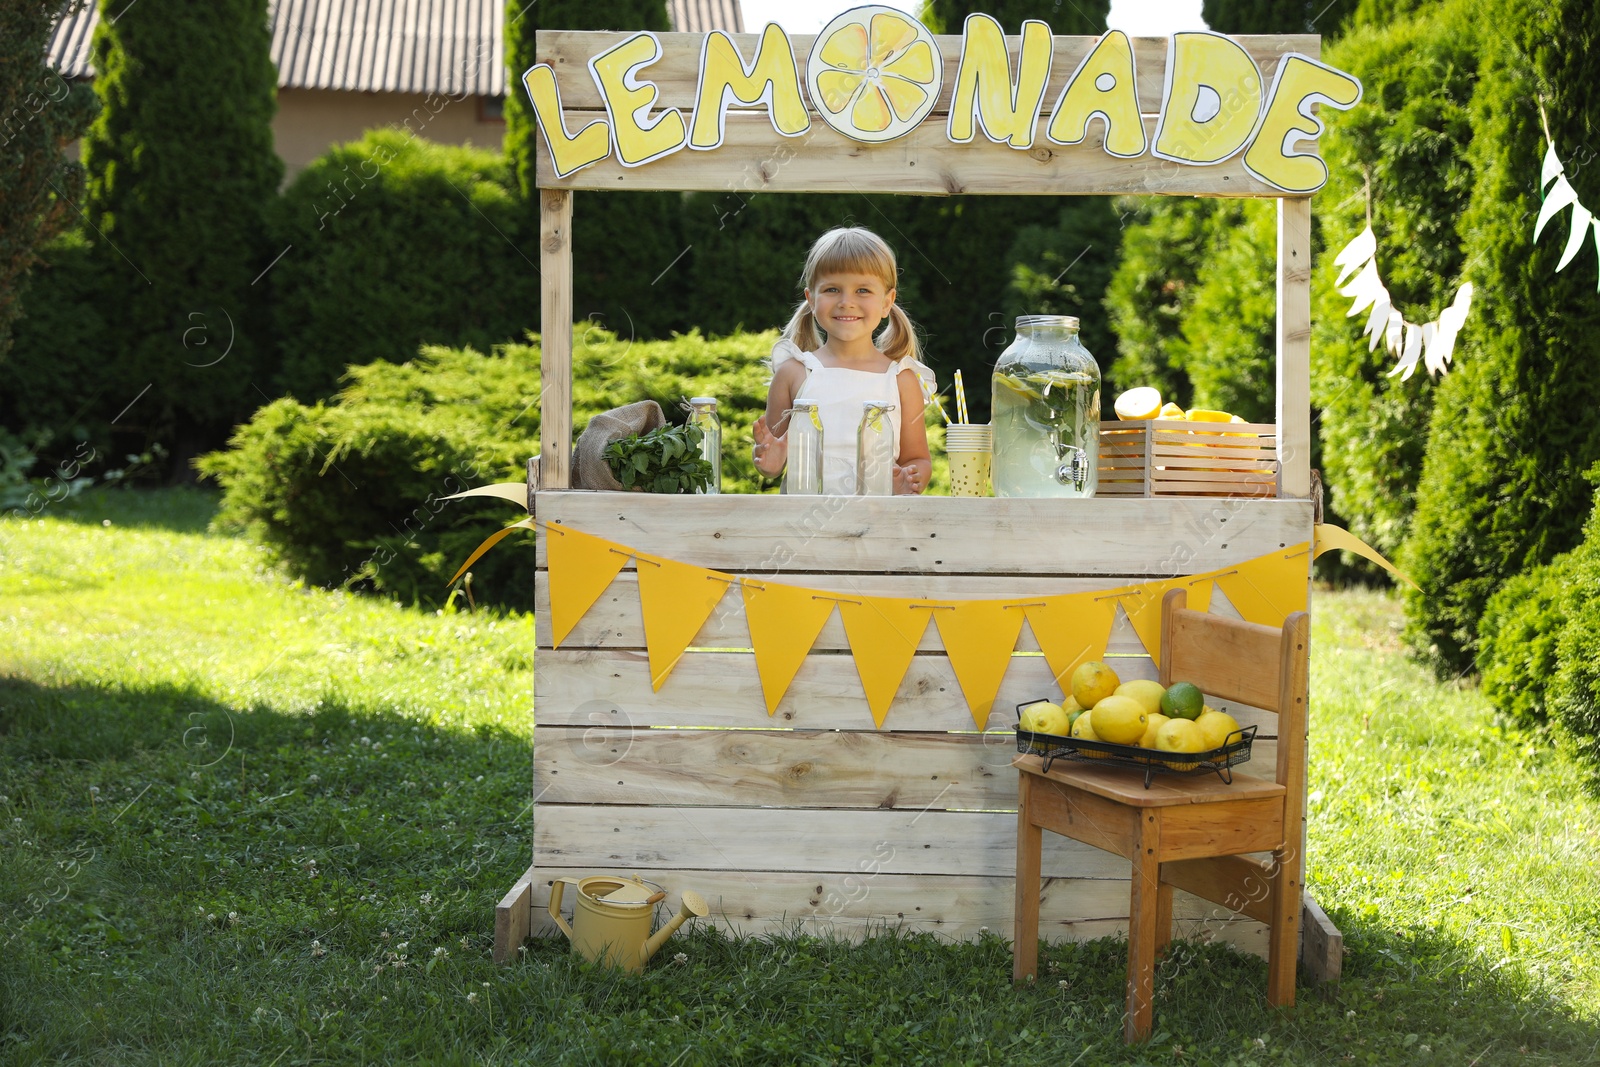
<box><xmin>990</xmin><ymin>315</ymin><xmax>1101</xmax><ymax>498</ymax></box>
<box><xmin>856</xmin><ymin>401</ymin><xmax>896</xmax><ymax>496</ymax></box>
<box><xmin>688</xmin><ymin>397</ymin><xmax>721</xmax><ymax>494</ymax></box>
<box><xmin>783</xmin><ymin>399</ymin><xmax>824</xmax><ymax>495</ymax></box>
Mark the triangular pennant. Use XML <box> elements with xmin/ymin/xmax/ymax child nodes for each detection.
<box><xmin>545</xmin><ymin>526</ymin><xmax>629</xmax><ymax>648</ymax></box>
<box><xmin>1534</xmin><ymin>174</ymin><xmax>1578</xmax><ymax>242</ymax></box>
<box><xmin>1214</xmin><ymin>546</ymin><xmax>1312</xmax><ymax>630</ymax></box>
<box><xmin>932</xmin><ymin>600</ymin><xmax>1029</xmax><ymax>731</ymax></box>
<box><xmin>1023</xmin><ymin>592</ymin><xmax>1119</xmax><ymax>694</ymax></box>
<box><xmin>1123</xmin><ymin>576</ymin><xmax>1217</xmax><ymax>664</ymax></box>
<box><xmin>635</xmin><ymin>553</ymin><xmax>732</xmax><ymax>691</ymax></box>
<box><xmin>1557</xmin><ymin>200</ymin><xmax>1594</xmax><ymax>271</ymax></box>
<box><xmin>441</xmin><ymin>483</ymin><xmax>530</xmax><ymax>509</ymax></box>
<box><xmin>1542</xmin><ymin>141</ymin><xmax>1563</xmax><ymax>189</ymax></box>
<box><xmin>1332</xmin><ymin>224</ymin><xmax>1376</xmax><ymax>288</ymax></box>
<box><xmin>743</xmin><ymin>581</ymin><xmax>837</xmax><ymax>715</ymax></box>
<box><xmin>837</xmin><ymin>596</ymin><xmax>933</xmax><ymax>728</ymax></box>
<box><xmin>1313</xmin><ymin>523</ymin><xmax>1419</xmax><ymax>590</ymax></box>
<box><xmin>449</xmin><ymin>518</ymin><xmax>534</xmax><ymax>586</ymax></box>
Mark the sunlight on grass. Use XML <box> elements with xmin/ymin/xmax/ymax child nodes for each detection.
<box><xmin>3</xmin><ymin>491</ymin><xmax>1599</xmax><ymax>1065</ymax></box>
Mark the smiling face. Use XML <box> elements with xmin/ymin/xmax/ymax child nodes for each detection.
<box><xmin>806</xmin><ymin>271</ymin><xmax>896</xmax><ymax>351</ymax></box>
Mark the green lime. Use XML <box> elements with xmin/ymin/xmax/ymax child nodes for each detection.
<box><xmin>1161</xmin><ymin>681</ymin><xmax>1205</xmax><ymax>721</ymax></box>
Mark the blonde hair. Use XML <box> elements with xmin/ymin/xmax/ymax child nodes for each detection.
<box><xmin>780</xmin><ymin>227</ymin><xmax>922</xmax><ymax>363</ymax></box>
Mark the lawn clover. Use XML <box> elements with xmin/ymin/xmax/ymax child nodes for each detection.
<box><xmin>467</xmin><ymin>992</ymin><xmax>478</xmax><ymax>1004</ymax></box>
<box><xmin>433</xmin><ymin>946</ymin><xmax>447</xmax><ymax>958</ymax></box>
<box><xmin>420</xmin><ymin>892</ymin><xmax>433</xmax><ymax>906</ymax></box>
<box><xmin>672</xmin><ymin>952</ymin><xmax>688</xmax><ymax>964</ymax></box>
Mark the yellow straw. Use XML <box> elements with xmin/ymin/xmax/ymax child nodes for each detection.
<box><xmin>933</xmin><ymin>394</ymin><xmax>951</xmax><ymax>426</ymax></box>
<box><xmin>954</xmin><ymin>370</ymin><xmax>969</xmax><ymax>425</ymax></box>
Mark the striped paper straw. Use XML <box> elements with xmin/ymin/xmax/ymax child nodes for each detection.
<box><xmin>954</xmin><ymin>370</ymin><xmax>968</xmax><ymax>425</ymax></box>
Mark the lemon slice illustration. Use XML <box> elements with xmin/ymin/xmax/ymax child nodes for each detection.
<box><xmin>807</xmin><ymin>6</ymin><xmax>942</xmax><ymax>143</ymax></box>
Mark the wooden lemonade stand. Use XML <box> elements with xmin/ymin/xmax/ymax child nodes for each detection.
<box><xmin>499</xmin><ymin>13</ymin><xmax>1349</xmax><ymax>1008</ymax></box>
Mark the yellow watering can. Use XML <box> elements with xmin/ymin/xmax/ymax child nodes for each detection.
<box><xmin>547</xmin><ymin>875</ymin><xmax>709</xmax><ymax>972</ymax></box>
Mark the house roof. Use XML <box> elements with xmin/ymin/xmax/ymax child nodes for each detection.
<box><xmin>48</xmin><ymin>0</ymin><xmax>744</xmax><ymax>94</ymax></box>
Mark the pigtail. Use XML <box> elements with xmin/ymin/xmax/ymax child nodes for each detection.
<box><xmin>780</xmin><ymin>299</ymin><xmax>825</xmax><ymax>352</ymax></box>
<box><xmin>877</xmin><ymin>303</ymin><xmax>922</xmax><ymax>364</ymax></box>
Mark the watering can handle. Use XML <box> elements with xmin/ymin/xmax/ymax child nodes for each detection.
<box><xmin>546</xmin><ymin>879</ymin><xmax>575</xmax><ymax>940</ymax></box>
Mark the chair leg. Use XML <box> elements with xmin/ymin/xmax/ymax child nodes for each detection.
<box><xmin>1154</xmin><ymin>878</ymin><xmax>1174</xmax><ymax>959</ymax></box>
<box><xmin>1013</xmin><ymin>774</ymin><xmax>1042</xmax><ymax>984</ymax></box>
<box><xmin>1124</xmin><ymin>813</ymin><xmax>1161</xmax><ymax>1043</ymax></box>
<box><xmin>1266</xmin><ymin>847</ymin><xmax>1301</xmax><ymax>1008</ymax></box>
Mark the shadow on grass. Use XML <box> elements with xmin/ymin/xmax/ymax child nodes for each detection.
<box><xmin>43</xmin><ymin>486</ymin><xmax>221</xmax><ymax>535</ymax></box>
<box><xmin>3</xmin><ymin>676</ymin><xmax>1598</xmax><ymax>1065</ymax></box>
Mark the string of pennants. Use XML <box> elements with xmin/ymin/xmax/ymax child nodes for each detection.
<box><xmin>445</xmin><ymin>486</ymin><xmax>1410</xmax><ymax>731</ymax></box>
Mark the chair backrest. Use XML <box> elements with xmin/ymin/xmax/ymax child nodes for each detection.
<box><xmin>1157</xmin><ymin>587</ymin><xmax>1309</xmax><ymax>793</ymax></box>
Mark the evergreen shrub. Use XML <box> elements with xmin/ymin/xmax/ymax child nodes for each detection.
<box><xmin>269</xmin><ymin>130</ymin><xmax>538</xmax><ymax>401</ymax></box>
<box><xmin>199</xmin><ymin>329</ymin><xmax>777</xmax><ymax>609</ymax></box>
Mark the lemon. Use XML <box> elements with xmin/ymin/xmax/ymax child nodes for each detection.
<box><xmin>1185</xmin><ymin>408</ymin><xmax>1234</xmax><ymax>423</ymax></box>
<box><xmin>1069</xmin><ymin>712</ymin><xmax>1108</xmax><ymax>757</ymax></box>
<box><xmin>1114</xmin><ymin>679</ymin><xmax>1165</xmax><ymax>717</ymax></box>
<box><xmin>1158</xmin><ymin>402</ymin><xmax>1186</xmax><ymax>421</ymax></box>
<box><xmin>1090</xmin><ymin>694</ymin><xmax>1147</xmax><ymax>745</ymax></box>
<box><xmin>1114</xmin><ymin>386</ymin><xmax>1162</xmax><ymax>421</ymax></box>
<box><xmin>1160</xmin><ymin>681</ymin><xmax>1205</xmax><ymax>721</ymax></box>
<box><xmin>1139</xmin><ymin>712</ymin><xmax>1170</xmax><ymax>749</ymax></box>
<box><xmin>1194</xmin><ymin>708</ymin><xmax>1241</xmax><ymax>751</ymax></box>
<box><xmin>807</xmin><ymin>7</ymin><xmax>942</xmax><ymax>143</ymax></box>
<box><xmin>1020</xmin><ymin>701</ymin><xmax>1070</xmax><ymax>737</ymax></box>
<box><xmin>1153</xmin><ymin>718</ymin><xmax>1207</xmax><ymax>770</ymax></box>
<box><xmin>1070</xmin><ymin>660</ymin><xmax>1121</xmax><ymax>710</ymax></box>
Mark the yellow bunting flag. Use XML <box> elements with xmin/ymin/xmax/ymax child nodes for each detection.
<box><xmin>545</xmin><ymin>525</ymin><xmax>630</xmax><ymax>649</ymax></box>
<box><xmin>837</xmin><ymin>596</ymin><xmax>933</xmax><ymax>728</ymax></box>
<box><xmin>1313</xmin><ymin>523</ymin><xmax>1419</xmax><ymax>589</ymax></box>
<box><xmin>1215</xmin><ymin>543</ymin><xmax>1311</xmax><ymax>630</ymax></box>
<box><xmin>932</xmin><ymin>599</ymin><xmax>1029</xmax><ymax>731</ymax></box>
<box><xmin>441</xmin><ymin>482</ymin><xmax>530</xmax><ymax>508</ymax></box>
<box><xmin>1121</xmin><ymin>577</ymin><xmax>1213</xmax><ymax>667</ymax></box>
<box><xmin>635</xmin><ymin>553</ymin><xmax>732</xmax><ymax>691</ymax></box>
<box><xmin>449</xmin><ymin>518</ymin><xmax>534</xmax><ymax>587</ymax></box>
<box><xmin>1023</xmin><ymin>592</ymin><xmax>1120</xmax><ymax>693</ymax></box>
<box><xmin>742</xmin><ymin>580</ymin><xmax>838</xmax><ymax>715</ymax></box>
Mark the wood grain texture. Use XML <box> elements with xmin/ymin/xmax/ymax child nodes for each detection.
<box><xmin>532</xmin><ymin>647</ymin><xmax>1280</xmax><ymax>732</ymax></box>
<box><xmin>1276</xmin><ymin>196</ymin><xmax>1313</xmax><ymax>498</ymax></box>
<box><xmin>531</xmin><ymin>493</ymin><xmax>1316</xmax><ymax>575</ymax></box>
<box><xmin>525</xmin><ymin>865</ymin><xmax>1271</xmax><ymax>952</ymax></box>
<box><xmin>534</xmin><ymin>725</ymin><xmax>1281</xmax><ymax>808</ymax></box>
<box><xmin>493</xmin><ymin>864</ymin><xmax>538</xmax><ymax>964</ymax></box>
<box><xmin>538</xmin><ymin>190</ymin><xmax>573</xmax><ymax>489</ymax></box>
<box><xmin>534</xmin><ymin>31</ymin><xmax>1320</xmax><ymax>115</ymax></box>
<box><xmin>535</xmin><ymin>803</ymin><xmax>1138</xmax><ymax>879</ymax></box>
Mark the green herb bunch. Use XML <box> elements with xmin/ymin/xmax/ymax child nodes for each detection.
<box><xmin>603</xmin><ymin>422</ymin><xmax>713</xmax><ymax>493</ymax></box>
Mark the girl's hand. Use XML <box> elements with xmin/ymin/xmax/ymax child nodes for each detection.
<box><xmin>752</xmin><ymin>416</ymin><xmax>787</xmax><ymax>478</ymax></box>
<box><xmin>893</xmin><ymin>461</ymin><xmax>927</xmax><ymax>495</ymax></box>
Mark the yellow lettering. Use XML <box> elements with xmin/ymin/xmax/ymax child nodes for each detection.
<box><xmin>523</xmin><ymin>64</ymin><xmax>610</xmax><ymax>179</ymax></box>
<box><xmin>690</xmin><ymin>24</ymin><xmax>810</xmax><ymax>150</ymax></box>
<box><xmin>946</xmin><ymin>15</ymin><xmax>1053</xmax><ymax>149</ymax></box>
<box><xmin>1152</xmin><ymin>31</ymin><xmax>1261</xmax><ymax>166</ymax></box>
<box><xmin>1243</xmin><ymin>54</ymin><xmax>1362</xmax><ymax>193</ymax></box>
<box><xmin>588</xmin><ymin>32</ymin><xmax>687</xmax><ymax>168</ymax></box>
<box><xmin>1045</xmin><ymin>30</ymin><xmax>1145</xmax><ymax>157</ymax></box>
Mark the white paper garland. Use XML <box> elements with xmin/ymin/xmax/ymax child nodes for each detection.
<box><xmin>1534</xmin><ymin>139</ymin><xmax>1600</xmax><ymax>286</ymax></box>
<box><xmin>1333</xmin><ymin>224</ymin><xmax>1473</xmax><ymax>381</ymax></box>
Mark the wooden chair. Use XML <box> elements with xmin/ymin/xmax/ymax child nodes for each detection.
<box><xmin>1012</xmin><ymin>588</ymin><xmax>1310</xmax><ymax>1043</ymax></box>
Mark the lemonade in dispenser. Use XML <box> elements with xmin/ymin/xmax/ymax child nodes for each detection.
<box><xmin>990</xmin><ymin>315</ymin><xmax>1101</xmax><ymax>498</ymax></box>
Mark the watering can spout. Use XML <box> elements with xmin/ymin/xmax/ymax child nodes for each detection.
<box><xmin>640</xmin><ymin>890</ymin><xmax>709</xmax><ymax>966</ymax></box>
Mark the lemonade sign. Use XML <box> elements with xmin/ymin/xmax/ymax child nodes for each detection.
<box><xmin>525</xmin><ymin>7</ymin><xmax>1362</xmax><ymax>194</ymax></box>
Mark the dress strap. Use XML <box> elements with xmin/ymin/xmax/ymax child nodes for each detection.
<box><xmin>888</xmin><ymin>356</ymin><xmax>939</xmax><ymax>403</ymax></box>
<box><xmin>772</xmin><ymin>338</ymin><xmax>826</xmax><ymax>373</ymax></box>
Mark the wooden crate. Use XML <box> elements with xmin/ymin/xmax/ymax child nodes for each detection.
<box><xmin>1098</xmin><ymin>420</ymin><xmax>1280</xmax><ymax>499</ymax></box>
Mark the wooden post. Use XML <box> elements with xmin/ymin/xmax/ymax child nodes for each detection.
<box><xmin>1276</xmin><ymin>196</ymin><xmax>1312</xmax><ymax>499</ymax></box>
<box><xmin>539</xmin><ymin>189</ymin><xmax>574</xmax><ymax>490</ymax></box>
<box><xmin>493</xmin><ymin>862</ymin><xmax>538</xmax><ymax>964</ymax></box>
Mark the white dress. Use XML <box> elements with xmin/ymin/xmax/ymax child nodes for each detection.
<box><xmin>771</xmin><ymin>339</ymin><xmax>937</xmax><ymax>496</ymax></box>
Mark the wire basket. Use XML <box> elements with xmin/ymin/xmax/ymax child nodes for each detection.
<box><xmin>1014</xmin><ymin>702</ymin><xmax>1257</xmax><ymax>787</ymax></box>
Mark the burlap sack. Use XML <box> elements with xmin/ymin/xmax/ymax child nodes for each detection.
<box><xmin>572</xmin><ymin>400</ymin><xmax>667</xmax><ymax>490</ymax></box>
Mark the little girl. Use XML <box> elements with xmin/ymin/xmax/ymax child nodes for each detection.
<box><xmin>752</xmin><ymin>227</ymin><xmax>934</xmax><ymax>495</ymax></box>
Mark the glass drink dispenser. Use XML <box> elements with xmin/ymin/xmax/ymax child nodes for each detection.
<box><xmin>989</xmin><ymin>315</ymin><xmax>1101</xmax><ymax>498</ymax></box>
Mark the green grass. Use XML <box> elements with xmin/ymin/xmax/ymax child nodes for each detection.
<box><xmin>2</xmin><ymin>489</ymin><xmax>1599</xmax><ymax>1065</ymax></box>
